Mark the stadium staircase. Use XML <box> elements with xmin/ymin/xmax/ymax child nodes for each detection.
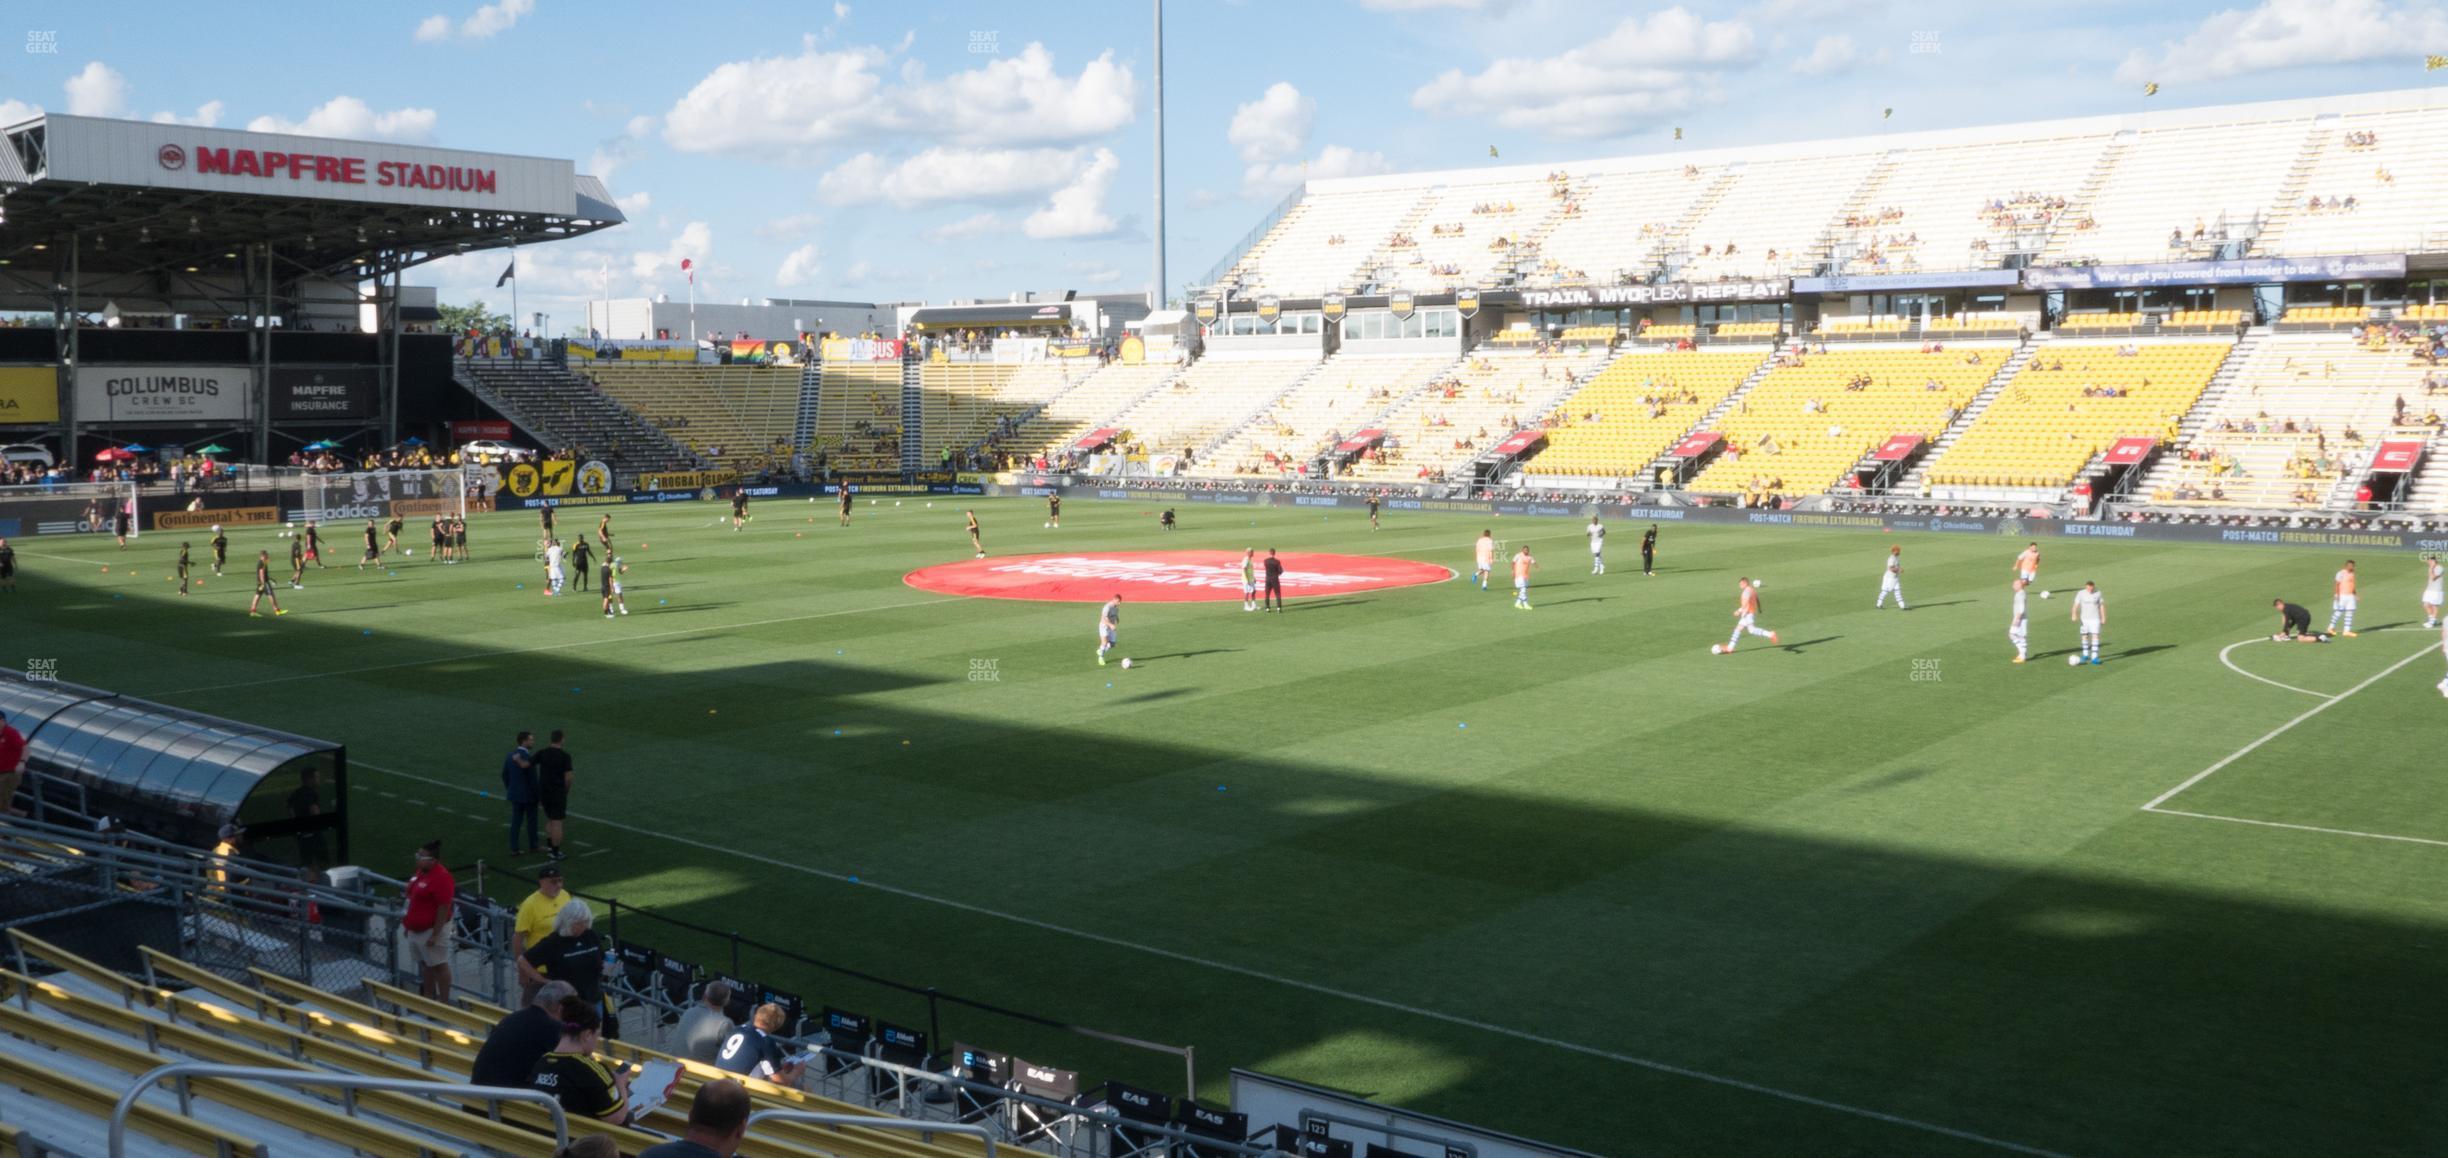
<box><xmin>1893</xmin><ymin>339</ymin><xmax>2039</xmax><ymax>494</ymax></box>
<box><xmin>2398</xmin><ymin>428</ymin><xmax>2448</xmax><ymax>513</ymax></box>
<box><xmin>1806</xmin><ymin>153</ymin><xmax>1900</xmax><ymax>273</ymax></box>
<box><xmin>901</xmin><ymin>356</ymin><xmax>925</xmax><ymax>472</ymax></box>
<box><xmin>453</xmin><ymin>360</ymin><xmax>700</xmax><ymax>476</ymax></box>
<box><xmin>1650</xmin><ymin>169</ymin><xmax>1740</xmax><ymax>280</ymax></box>
<box><xmin>793</xmin><ymin>360</ymin><xmax>821</xmax><ymax>452</ymax></box>
<box><xmin>1632</xmin><ymin>348</ymin><xmax>1781</xmax><ymax>489</ymax></box>
<box><xmin>2245</xmin><ymin>121</ymin><xmax>2334</xmax><ymax>255</ymax></box>
<box><xmin>2034</xmin><ymin>134</ymin><xmax>2133</xmax><ymax>266</ymax></box>
<box><xmin>1358</xmin><ymin>190</ymin><xmax>1441</xmax><ymax>291</ymax></box>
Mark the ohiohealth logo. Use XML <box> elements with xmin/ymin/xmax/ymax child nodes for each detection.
<box><xmin>988</xmin><ymin>556</ymin><xmax>1372</xmax><ymax>592</ymax></box>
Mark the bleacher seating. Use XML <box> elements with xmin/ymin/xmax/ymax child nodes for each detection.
<box><xmin>1370</xmin><ymin>177</ymin><xmax>1568</xmax><ymax>293</ymax></box>
<box><xmin>1522</xmin><ymin>168</ymin><xmax>1716</xmax><ymax>287</ymax></box>
<box><xmin>916</xmin><ymin>360</ymin><xmax>1084</xmax><ymax>461</ymax></box>
<box><xmin>1560</xmin><ymin>325</ymin><xmax>1619</xmax><ymax>344</ymax></box>
<box><xmin>1712</xmin><ymin>321</ymin><xmax>1782</xmax><ymax>339</ymax></box>
<box><xmin>587</xmin><ymin>363</ymin><xmax>803</xmax><ymax>472</ymax></box>
<box><xmin>1923</xmin><ymin>315</ymin><xmax>2024</xmax><ymax>335</ymax></box>
<box><xmin>2269</xmin><ymin>110</ymin><xmax>2448</xmax><ymax>256</ymax></box>
<box><xmin>1674</xmin><ymin>154</ymin><xmax>1884</xmax><ymax>281</ymax></box>
<box><xmin>816</xmin><ymin>361</ymin><xmax>904</xmax><ymax>471</ymax></box>
<box><xmin>1817</xmin><ymin>317</ymin><xmax>1908</xmax><ymax>336</ymax></box>
<box><xmin>1342</xmin><ymin>346</ymin><xmax>1613</xmax><ymax>482</ymax></box>
<box><xmin>1103</xmin><ymin>355</ymin><xmax>1318</xmax><ymax>458</ymax></box>
<box><xmin>1224</xmin><ymin>186</ymin><xmax>1420</xmax><ymax>297</ymax></box>
<box><xmin>1925</xmin><ymin>342</ymin><xmax>2230</xmax><ymax>489</ymax></box>
<box><xmin>1002</xmin><ymin>361</ymin><xmax>1179</xmax><ymax>461</ymax></box>
<box><xmin>458</xmin><ymin>361</ymin><xmax>697</xmax><ymax>475</ymax></box>
<box><xmin>1207</xmin><ymin>353</ymin><xmax>1457</xmax><ymax>477</ymax></box>
<box><xmin>2048</xmin><ymin>120</ymin><xmax>2309</xmax><ymax>266</ymax></box>
<box><xmin>2281</xmin><ymin>306</ymin><xmax>2371</xmax><ymax>326</ymax></box>
<box><xmin>2057</xmin><ymin>312</ymin><xmax>2145</xmax><ymax>332</ymax></box>
<box><xmin>1525</xmin><ymin>348</ymin><xmax>1768</xmax><ymax>479</ymax></box>
<box><xmin>2399</xmin><ymin>303</ymin><xmax>2448</xmax><ymax>322</ymax></box>
<box><xmin>2144</xmin><ymin>332</ymin><xmax>2440</xmax><ymax>507</ymax></box>
<box><xmin>1829</xmin><ymin>134</ymin><xmax>2111</xmax><ymax>273</ymax></box>
<box><xmin>1688</xmin><ymin>344</ymin><xmax>2010</xmax><ymax>498</ymax></box>
<box><xmin>1641</xmin><ymin>323</ymin><xmax>1697</xmax><ymax>340</ymax></box>
<box><xmin>2167</xmin><ymin>309</ymin><xmax>2244</xmax><ymax>328</ymax></box>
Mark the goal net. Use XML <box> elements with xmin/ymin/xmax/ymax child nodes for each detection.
<box><xmin>298</xmin><ymin>470</ymin><xmax>468</xmax><ymax>527</ymax></box>
<box><xmin>0</xmin><ymin>481</ymin><xmax>139</xmax><ymax>542</ymax></box>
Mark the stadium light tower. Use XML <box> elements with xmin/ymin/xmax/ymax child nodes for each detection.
<box><xmin>1152</xmin><ymin>0</ymin><xmax>1166</xmax><ymax>311</ymax></box>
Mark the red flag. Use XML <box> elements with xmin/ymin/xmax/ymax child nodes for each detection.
<box><xmin>681</xmin><ymin>257</ymin><xmax>694</xmax><ymax>284</ymax></box>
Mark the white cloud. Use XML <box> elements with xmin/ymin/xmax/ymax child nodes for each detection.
<box><xmin>842</xmin><ymin>260</ymin><xmax>877</xmax><ymax>284</ymax></box>
<box><xmin>833</xmin><ymin>2</ymin><xmax>850</xmax><ymax>19</ymax></box>
<box><xmin>1243</xmin><ymin>144</ymin><xmax>1394</xmax><ymax>196</ymax></box>
<box><xmin>1357</xmin><ymin>0</ymin><xmax>1491</xmax><ymax>8</ymax></box>
<box><xmin>64</xmin><ymin>62</ymin><xmax>129</xmax><ymax>118</ymax></box>
<box><xmin>150</xmin><ymin>100</ymin><xmax>225</xmax><ymax>128</ymax></box>
<box><xmin>1228</xmin><ymin>82</ymin><xmax>1313</xmax><ymax>164</ymax></box>
<box><xmin>414</xmin><ymin>14</ymin><xmax>451</xmax><ymax>42</ymax></box>
<box><xmin>1411</xmin><ymin>7</ymin><xmax>1757</xmax><ymax>138</ymax></box>
<box><xmin>614</xmin><ymin>191</ymin><xmax>651</xmax><ymax>215</ymax></box>
<box><xmin>461</xmin><ymin>0</ymin><xmax>535</xmax><ymax>38</ymax></box>
<box><xmin>819</xmin><ymin>146</ymin><xmax>1084</xmax><ymax>207</ymax></box>
<box><xmin>661</xmin><ymin>40</ymin><xmax>1133</xmax><ymax>160</ymax></box>
<box><xmin>632</xmin><ymin>221</ymin><xmax>714</xmax><ymax>287</ymax></box>
<box><xmin>756</xmin><ymin>212</ymin><xmax>827</xmax><ymax>240</ymax></box>
<box><xmin>776</xmin><ymin>243</ymin><xmax>824</xmax><ymax>288</ymax></box>
<box><xmin>1024</xmin><ymin>147</ymin><xmax>1121</xmax><ymax>239</ymax></box>
<box><xmin>0</xmin><ymin>100</ymin><xmax>40</xmax><ymax>127</ymax></box>
<box><xmin>2114</xmin><ymin>0</ymin><xmax>2448</xmax><ymax>84</ymax></box>
<box><xmin>1790</xmin><ymin>33</ymin><xmax>1859</xmax><ymax>75</ymax></box>
<box><xmin>624</xmin><ymin>114</ymin><xmax>656</xmax><ymax>138</ymax></box>
<box><xmin>924</xmin><ymin>212</ymin><xmax>1004</xmax><ymax>242</ymax></box>
<box><xmin>1065</xmin><ymin>260</ymin><xmax>1123</xmax><ymax>285</ymax></box>
<box><xmin>248</xmin><ymin>97</ymin><xmax>439</xmax><ymax>143</ymax></box>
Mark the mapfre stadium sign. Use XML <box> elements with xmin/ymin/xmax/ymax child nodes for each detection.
<box><xmin>38</xmin><ymin>114</ymin><xmax>576</xmax><ymax>216</ymax></box>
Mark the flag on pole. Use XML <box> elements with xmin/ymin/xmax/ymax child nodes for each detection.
<box><xmin>496</xmin><ymin>259</ymin><xmax>515</xmax><ymax>287</ymax></box>
<box><xmin>681</xmin><ymin>257</ymin><xmax>695</xmax><ymax>284</ymax></box>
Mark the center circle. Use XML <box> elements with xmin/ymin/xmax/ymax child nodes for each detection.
<box><xmin>904</xmin><ymin>550</ymin><xmax>1453</xmax><ymax>603</ymax></box>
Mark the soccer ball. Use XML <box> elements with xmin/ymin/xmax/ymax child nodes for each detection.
<box><xmin>403</xmin><ymin>548</ymin><xmax>413</xmax><ymax>556</ymax></box>
<box><xmin>1753</xmin><ymin>580</ymin><xmax>1764</xmax><ymax>589</ymax></box>
<box><xmin>1119</xmin><ymin>657</ymin><xmax>1133</xmax><ymax>669</ymax></box>
<box><xmin>2067</xmin><ymin>654</ymin><xmax>2083</xmax><ymax>666</ymax></box>
<box><xmin>1710</xmin><ymin>644</ymin><xmax>1725</xmax><ymax>655</ymax></box>
<box><xmin>1043</xmin><ymin>521</ymin><xmax>1051</xmax><ymax>528</ymax></box>
<box><xmin>2040</xmin><ymin>590</ymin><xmax>2052</xmax><ymax>599</ymax></box>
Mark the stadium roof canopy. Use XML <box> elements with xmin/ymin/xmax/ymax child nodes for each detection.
<box><xmin>0</xmin><ymin>114</ymin><xmax>622</xmax><ymax>313</ymax></box>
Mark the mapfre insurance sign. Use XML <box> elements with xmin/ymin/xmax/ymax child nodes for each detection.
<box><xmin>39</xmin><ymin>115</ymin><xmax>575</xmax><ymax>216</ymax></box>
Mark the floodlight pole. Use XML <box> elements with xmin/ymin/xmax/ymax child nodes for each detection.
<box><xmin>1152</xmin><ymin>0</ymin><xmax>1166</xmax><ymax>312</ymax></box>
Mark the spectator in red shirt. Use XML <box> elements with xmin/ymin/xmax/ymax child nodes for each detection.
<box><xmin>0</xmin><ymin>710</ymin><xmax>25</xmax><ymax>818</ymax></box>
<box><xmin>401</xmin><ymin>839</ymin><xmax>456</xmax><ymax>1000</ymax></box>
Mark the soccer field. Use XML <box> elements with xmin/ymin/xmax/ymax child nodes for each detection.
<box><xmin>6</xmin><ymin>495</ymin><xmax>2444</xmax><ymax>1156</ymax></box>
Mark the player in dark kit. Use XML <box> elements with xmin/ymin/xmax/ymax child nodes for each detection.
<box><xmin>452</xmin><ymin>516</ymin><xmax>468</xmax><ymax>563</ymax></box>
<box><xmin>596</xmin><ymin>512</ymin><xmax>613</xmax><ymax>553</ymax></box>
<box><xmin>112</xmin><ymin>506</ymin><xmax>130</xmax><ymax>549</ymax></box>
<box><xmin>1159</xmin><ymin>508</ymin><xmax>1176</xmax><ymax>531</ymax></box>
<box><xmin>248</xmin><ymin>551</ymin><xmax>286</xmax><ymax>618</ymax></box>
<box><xmin>175</xmin><ymin>542</ymin><xmax>191</xmax><ymax>596</ymax></box>
<box><xmin>304</xmin><ymin>521</ymin><xmax>327</xmax><ymax>568</ymax></box>
<box><xmin>0</xmin><ymin>538</ymin><xmax>15</xmax><ymax>593</ymax></box>
<box><xmin>2272</xmin><ymin>598</ymin><xmax>2330</xmax><ymax>642</ymax></box>
<box><xmin>540</xmin><ymin>505</ymin><xmax>556</xmax><ymax>541</ymax></box>
<box><xmin>1640</xmin><ymin>524</ymin><xmax>1658</xmax><ymax>576</ymax></box>
<box><xmin>384</xmin><ymin>513</ymin><xmax>404</xmax><ymax>554</ymax></box>
<box><xmin>428</xmin><ymin>516</ymin><xmax>446</xmax><ymax>563</ymax></box>
<box><xmin>288</xmin><ymin>532</ymin><xmax>306</xmax><ymax>589</ymax></box>
<box><xmin>359</xmin><ymin>519</ymin><xmax>381</xmax><ymax>569</ymax></box>
<box><xmin>1366</xmin><ymin>494</ymin><xmax>1381</xmax><ymax>529</ymax></box>
<box><xmin>837</xmin><ymin>487</ymin><xmax>853</xmax><ymax>526</ymax></box>
<box><xmin>731</xmin><ymin>488</ymin><xmax>750</xmax><ymax>531</ymax></box>
<box><xmin>1046</xmin><ymin>494</ymin><xmax>1061</xmax><ymax>528</ymax></box>
<box><xmin>211</xmin><ymin>526</ymin><xmax>229</xmax><ymax>576</ymax></box>
<box><xmin>1262</xmin><ymin>548</ymin><xmax>1286</xmax><ymax>612</ymax></box>
<box><xmin>571</xmin><ymin>536</ymin><xmax>593</xmax><ymax>591</ymax></box>
<box><xmin>965</xmin><ymin>509</ymin><xmax>984</xmax><ymax>557</ymax></box>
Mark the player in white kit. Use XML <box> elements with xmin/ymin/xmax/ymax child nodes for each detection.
<box><xmin>2420</xmin><ymin>554</ymin><xmax>2442</xmax><ymax>629</ymax></box>
<box><xmin>2070</xmin><ymin>580</ymin><xmax>2106</xmax><ymax>665</ymax></box>
<box><xmin>2008</xmin><ymin>577</ymin><xmax>2030</xmax><ymax>662</ymax></box>
<box><xmin>2327</xmin><ymin>560</ymin><xmax>2359</xmax><ymax>637</ymax></box>
<box><xmin>1586</xmin><ymin>518</ymin><xmax>1606</xmax><ymax>575</ymax></box>
<box><xmin>543</xmin><ymin>538</ymin><xmax>565</xmax><ymax>596</ymax></box>
<box><xmin>1876</xmin><ymin>545</ymin><xmax>1907</xmax><ymax>610</ymax></box>
<box><xmin>1473</xmin><ymin>531</ymin><xmax>1495</xmax><ymax>591</ymax></box>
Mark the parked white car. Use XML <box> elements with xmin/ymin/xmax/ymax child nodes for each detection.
<box><xmin>1</xmin><ymin>443</ymin><xmax>57</xmax><ymax>468</ymax></box>
<box><xmin>457</xmin><ymin>440</ymin><xmax>535</xmax><ymax>464</ymax></box>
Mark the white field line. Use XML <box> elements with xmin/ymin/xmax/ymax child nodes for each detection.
<box><xmin>2145</xmin><ymin>637</ymin><xmax>2440</xmax><ymax>813</ymax></box>
<box><xmin>2216</xmin><ymin>638</ymin><xmax>2331</xmax><ymax>699</ymax></box>
<box><xmin>352</xmin><ymin>758</ymin><xmax>2066</xmax><ymax>1156</ymax></box>
<box><xmin>2146</xmin><ymin>810</ymin><xmax>2448</xmax><ymax>849</ymax></box>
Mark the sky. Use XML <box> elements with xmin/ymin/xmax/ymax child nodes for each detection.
<box><xmin>2</xmin><ymin>0</ymin><xmax>2441</xmax><ymax>332</ymax></box>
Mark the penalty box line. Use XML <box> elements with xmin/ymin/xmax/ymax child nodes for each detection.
<box><xmin>351</xmin><ymin>760</ymin><xmax>2069</xmax><ymax>1157</ymax></box>
<box><xmin>2142</xmin><ymin>639</ymin><xmax>2440</xmax><ymax>842</ymax></box>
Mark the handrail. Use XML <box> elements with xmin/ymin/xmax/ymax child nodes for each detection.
<box><xmin>746</xmin><ymin>1109</ymin><xmax>997</xmax><ymax>1158</ymax></box>
<box><xmin>106</xmin><ymin>1062</ymin><xmax>571</xmax><ymax>1156</ymax></box>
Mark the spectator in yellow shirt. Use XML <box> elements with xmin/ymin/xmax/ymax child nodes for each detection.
<box><xmin>513</xmin><ymin>865</ymin><xmax>568</xmax><ymax>1005</ymax></box>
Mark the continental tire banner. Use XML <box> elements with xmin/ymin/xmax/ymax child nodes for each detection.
<box><xmin>1455</xmin><ymin>287</ymin><xmax>1481</xmax><ymax>319</ymax></box>
<box><xmin>270</xmin><ymin>366</ymin><xmax>377</xmax><ymax>420</ymax></box>
<box><xmin>76</xmin><ymin>365</ymin><xmax>250</xmax><ymax>423</ymax></box>
<box><xmin>1321</xmin><ymin>293</ymin><xmax>1346</xmax><ymax>320</ymax></box>
<box><xmin>0</xmin><ymin>367</ymin><xmax>58</xmax><ymax>423</ymax></box>
<box><xmin>1193</xmin><ymin>298</ymin><xmax>1219</xmax><ymax>324</ymax></box>
<box><xmin>1388</xmin><ymin>290</ymin><xmax>1415</xmax><ymax>319</ymax></box>
<box><xmin>640</xmin><ymin>469</ymin><xmax>739</xmax><ymax>491</ymax></box>
<box><xmin>1256</xmin><ymin>295</ymin><xmax>1281</xmax><ymax>321</ymax></box>
<box><xmin>155</xmin><ymin>506</ymin><xmax>278</xmax><ymax>532</ymax></box>
<box><xmin>576</xmin><ymin>461</ymin><xmax>615</xmax><ymax>494</ymax></box>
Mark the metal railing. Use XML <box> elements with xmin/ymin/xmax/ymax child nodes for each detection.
<box><xmin>746</xmin><ymin>1110</ymin><xmax>998</xmax><ymax>1157</ymax></box>
<box><xmin>106</xmin><ymin>1062</ymin><xmax>570</xmax><ymax>1157</ymax></box>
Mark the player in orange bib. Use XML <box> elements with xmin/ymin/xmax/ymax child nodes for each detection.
<box><xmin>1473</xmin><ymin>531</ymin><xmax>1495</xmax><ymax>591</ymax></box>
<box><xmin>2013</xmin><ymin>542</ymin><xmax>2040</xmax><ymax>584</ymax></box>
<box><xmin>1511</xmin><ymin>547</ymin><xmax>1537</xmax><ymax>610</ymax></box>
<box><xmin>1720</xmin><ymin>577</ymin><xmax>1778</xmax><ymax>653</ymax></box>
<box><xmin>2327</xmin><ymin>559</ymin><xmax>2359</xmax><ymax>637</ymax></box>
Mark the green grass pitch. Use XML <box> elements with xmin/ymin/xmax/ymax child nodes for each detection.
<box><xmin>6</xmin><ymin>496</ymin><xmax>2445</xmax><ymax>1156</ymax></box>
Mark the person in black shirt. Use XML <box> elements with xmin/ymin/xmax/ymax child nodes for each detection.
<box><xmin>535</xmin><ymin>729</ymin><xmax>575</xmax><ymax>860</ymax></box>
<box><xmin>248</xmin><ymin>551</ymin><xmax>285</xmax><ymax>618</ymax></box>
<box><xmin>837</xmin><ymin>486</ymin><xmax>853</xmax><ymax>526</ymax></box>
<box><xmin>360</xmin><ymin>519</ymin><xmax>381</xmax><ymax>569</ymax></box>
<box><xmin>540</xmin><ymin>505</ymin><xmax>556</xmax><ymax>542</ymax></box>
<box><xmin>112</xmin><ymin>506</ymin><xmax>130</xmax><ymax>550</ymax></box>
<box><xmin>304</xmin><ymin>521</ymin><xmax>327</xmax><ymax>568</ymax></box>
<box><xmin>1640</xmin><ymin>524</ymin><xmax>1658</xmax><ymax>576</ymax></box>
<box><xmin>288</xmin><ymin>533</ymin><xmax>305</xmax><ymax>588</ymax></box>
<box><xmin>429</xmin><ymin>516</ymin><xmax>446</xmax><ymax>563</ymax></box>
<box><xmin>637</xmin><ymin>1078</ymin><xmax>751</xmax><ymax>1158</ymax></box>
<box><xmin>530</xmin><ymin>998</ymin><xmax>631</xmax><ymax>1124</ymax></box>
<box><xmin>211</xmin><ymin>526</ymin><xmax>228</xmax><ymax>576</ymax></box>
<box><xmin>1262</xmin><ymin>548</ymin><xmax>1286</xmax><ymax>612</ymax></box>
<box><xmin>175</xmin><ymin>542</ymin><xmax>191</xmax><ymax>596</ymax></box>
<box><xmin>521</xmin><ymin>899</ymin><xmax>616</xmax><ymax>1038</ymax></box>
<box><xmin>470</xmin><ymin>980</ymin><xmax>575</xmax><ymax>1088</ymax></box>
<box><xmin>731</xmin><ymin>488</ymin><xmax>749</xmax><ymax>531</ymax></box>
<box><xmin>572</xmin><ymin>536</ymin><xmax>593</xmax><ymax>592</ymax></box>
<box><xmin>452</xmin><ymin>516</ymin><xmax>468</xmax><ymax>562</ymax></box>
<box><xmin>2273</xmin><ymin>598</ymin><xmax>2327</xmax><ymax>641</ymax></box>
<box><xmin>1366</xmin><ymin>494</ymin><xmax>1380</xmax><ymax>529</ymax></box>
<box><xmin>1046</xmin><ymin>494</ymin><xmax>1060</xmax><ymax>528</ymax></box>
<box><xmin>0</xmin><ymin>537</ymin><xmax>14</xmax><ymax>593</ymax></box>
<box><xmin>1159</xmin><ymin>508</ymin><xmax>1176</xmax><ymax>531</ymax></box>
<box><xmin>385</xmin><ymin>513</ymin><xmax>404</xmax><ymax>554</ymax></box>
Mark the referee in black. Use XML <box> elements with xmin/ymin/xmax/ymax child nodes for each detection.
<box><xmin>1640</xmin><ymin>524</ymin><xmax>1658</xmax><ymax>576</ymax></box>
<box><xmin>2272</xmin><ymin>598</ymin><xmax>2326</xmax><ymax>641</ymax></box>
<box><xmin>1262</xmin><ymin>548</ymin><xmax>1286</xmax><ymax>612</ymax></box>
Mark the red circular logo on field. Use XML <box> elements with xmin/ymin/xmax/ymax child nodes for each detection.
<box><xmin>905</xmin><ymin>551</ymin><xmax>1452</xmax><ymax>603</ymax></box>
<box><xmin>157</xmin><ymin>143</ymin><xmax>185</xmax><ymax>170</ymax></box>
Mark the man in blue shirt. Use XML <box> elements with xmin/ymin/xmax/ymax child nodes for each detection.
<box><xmin>502</xmin><ymin>731</ymin><xmax>540</xmax><ymax>855</ymax></box>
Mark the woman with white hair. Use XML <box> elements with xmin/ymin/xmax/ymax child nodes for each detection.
<box><xmin>520</xmin><ymin>896</ymin><xmax>619</xmax><ymax>1039</ymax></box>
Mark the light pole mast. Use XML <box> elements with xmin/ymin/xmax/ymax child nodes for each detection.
<box><xmin>1152</xmin><ymin>0</ymin><xmax>1166</xmax><ymax>312</ymax></box>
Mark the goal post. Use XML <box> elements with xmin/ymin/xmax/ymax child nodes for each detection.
<box><xmin>297</xmin><ymin>469</ymin><xmax>468</xmax><ymax>528</ymax></box>
<box><xmin>0</xmin><ymin>480</ymin><xmax>138</xmax><ymax>541</ymax></box>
